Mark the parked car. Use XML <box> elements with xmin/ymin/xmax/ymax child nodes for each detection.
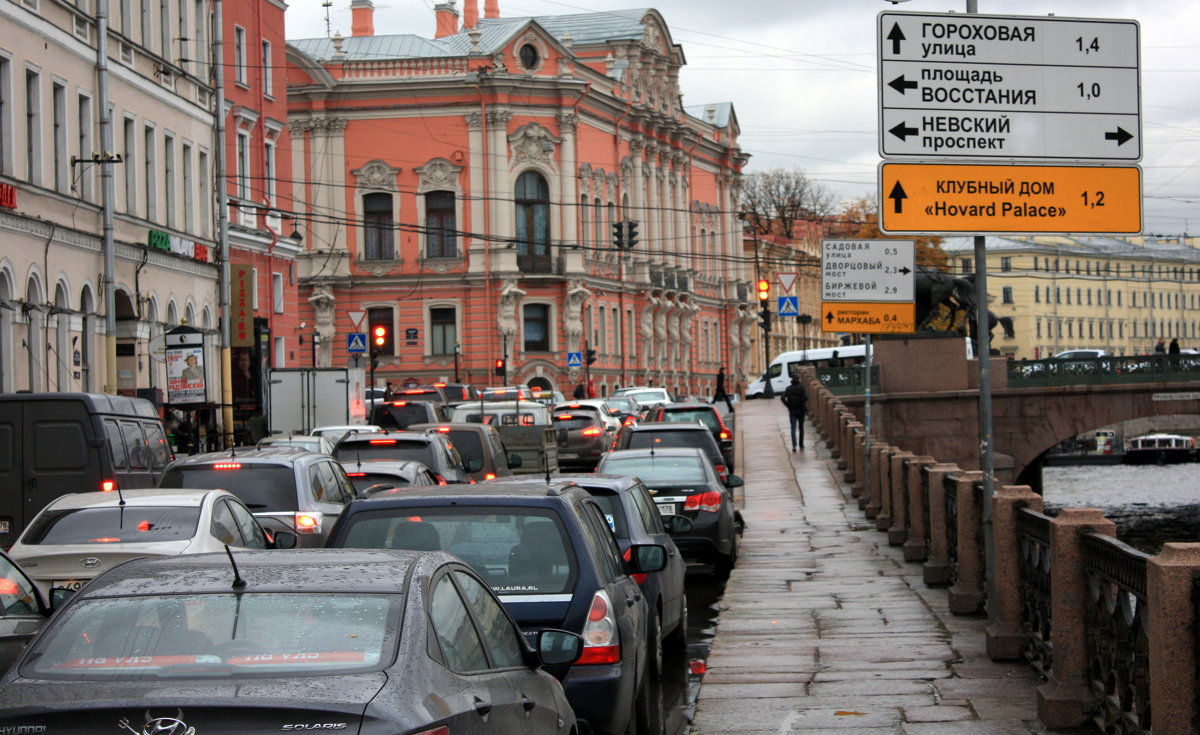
<box><xmin>0</xmin><ymin>549</ymin><xmax>52</xmax><ymax>674</ymax></box>
<box><xmin>610</xmin><ymin>386</ymin><xmax>672</xmax><ymax>411</ymax></box>
<box><xmin>420</xmin><ymin>382</ymin><xmax>478</xmax><ymax>402</ymax></box>
<box><xmin>409</xmin><ymin>422</ymin><xmax>523</xmax><ymax>481</ymax></box>
<box><xmin>333</xmin><ymin>430</ymin><xmax>472</xmax><ymax>484</ymax></box>
<box><xmin>646</xmin><ymin>402</ymin><xmax>735</xmax><ymax>470</ymax></box>
<box><xmin>7</xmin><ymin>488</ymin><xmax>295</xmax><ymax>597</ymax></box>
<box><xmin>604</xmin><ymin>396</ymin><xmax>643</xmax><ymax>427</ymax></box>
<box><xmin>0</xmin><ymin>549</ymin><xmax>583</xmax><ymax>735</ymax></box>
<box><xmin>551</xmin><ymin>474</ymin><xmax>690</xmax><ymax>663</ymax></box>
<box><xmin>610</xmin><ymin>421</ymin><xmax>734</xmax><ymax>484</ymax></box>
<box><xmin>256</xmin><ymin>434</ymin><xmax>335</xmax><ymax>454</ymax></box>
<box><xmin>551</xmin><ymin>410</ymin><xmax>611</xmax><ymax>471</ymax></box>
<box><xmin>311</xmin><ymin>424</ymin><xmax>381</xmax><ymax>444</ymax></box>
<box><xmin>595</xmin><ymin>447</ymin><xmax>742</xmax><ymax>577</ymax></box>
<box><xmin>159</xmin><ymin>447</ymin><xmax>355</xmax><ymax>547</ymax></box>
<box><xmin>339</xmin><ymin>459</ymin><xmax>441</xmax><ymax>495</ymax></box>
<box><xmin>554</xmin><ymin>400</ymin><xmax>621</xmax><ymax>433</ymax></box>
<box><xmin>371</xmin><ymin>400</ymin><xmax>447</xmax><ymax>429</ymax></box>
<box><xmin>326</xmin><ymin>481</ymin><xmax>668</xmax><ymax>735</ymax></box>
<box><xmin>0</xmin><ymin>393</ymin><xmax>171</xmax><ymax>547</ymax></box>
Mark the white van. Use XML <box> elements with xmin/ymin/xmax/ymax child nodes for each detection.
<box><xmin>745</xmin><ymin>345</ymin><xmax>869</xmax><ymax>398</ymax></box>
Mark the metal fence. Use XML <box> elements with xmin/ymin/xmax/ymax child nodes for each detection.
<box><xmin>1008</xmin><ymin>354</ymin><xmax>1200</xmax><ymax>387</ymax></box>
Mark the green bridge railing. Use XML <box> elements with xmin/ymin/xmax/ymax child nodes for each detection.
<box><xmin>1007</xmin><ymin>354</ymin><xmax>1200</xmax><ymax>387</ymax></box>
<box><xmin>816</xmin><ymin>366</ymin><xmax>881</xmax><ymax>396</ymax></box>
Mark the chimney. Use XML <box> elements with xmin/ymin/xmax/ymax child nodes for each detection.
<box><xmin>484</xmin><ymin>0</ymin><xmax>499</xmax><ymax>19</ymax></box>
<box><xmin>350</xmin><ymin>0</ymin><xmax>374</xmax><ymax>37</ymax></box>
<box><xmin>463</xmin><ymin>0</ymin><xmax>478</xmax><ymax>29</ymax></box>
<box><xmin>434</xmin><ymin>0</ymin><xmax>460</xmax><ymax>38</ymax></box>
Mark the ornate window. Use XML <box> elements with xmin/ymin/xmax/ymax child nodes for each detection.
<box><xmin>523</xmin><ymin>303</ymin><xmax>550</xmax><ymax>352</ymax></box>
<box><xmin>425</xmin><ymin>191</ymin><xmax>457</xmax><ymax>259</ymax></box>
<box><xmin>363</xmin><ymin>192</ymin><xmax>395</xmax><ymax>260</ymax></box>
<box><xmin>515</xmin><ymin>171</ymin><xmax>550</xmax><ymax>272</ymax></box>
<box><xmin>430</xmin><ymin>306</ymin><xmax>456</xmax><ymax>356</ymax></box>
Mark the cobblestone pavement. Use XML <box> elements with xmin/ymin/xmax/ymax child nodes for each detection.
<box><xmin>690</xmin><ymin>399</ymin><xmax>1057</xmax><ymax>735</ymax></box>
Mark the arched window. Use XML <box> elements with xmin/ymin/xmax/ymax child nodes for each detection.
<box><xmin>363</xmin><ymin>192</ymin><xmax>395</xmax><ymax>260</ymax></box>
<box><xmin>515</xmin><ymin>171</ymin><xmax>550</xmax><ymax>272</ymax></box>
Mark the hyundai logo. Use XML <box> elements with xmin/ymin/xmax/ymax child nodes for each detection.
<box><xmin>80</xmin><ymin>557</ymin><xmax>102</xmax><ymax>569</ymax></box>
<box><xmin>118</xmin><ymin>711</ymin><xmax>196</xmax><ymax>735</ymax></box>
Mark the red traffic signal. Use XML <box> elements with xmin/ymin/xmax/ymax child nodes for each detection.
<box><xmin>494</xmin><ymin>358</ymin><xmax>506</xmax><ymax>377</ymax></box>
<box><xmin>372</xmin><ymin>325</ymin><xmax>388</xmax><ymax>347</ymax></box>
<box><xmin>756</xmin><ymin>279</ymin><xmax>770</xmax><ymax>302</ymax></box>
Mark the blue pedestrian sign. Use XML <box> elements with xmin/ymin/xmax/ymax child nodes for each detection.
<box><xmin>567</xmin><ymin>351</ymin><xmax>583</xmax><ymax>368</ymax></box>
<box><xmin>778</xmin><ymin>296</ymin><xmax>799</xmax><ymax>316</ymax></box>
<box><xmin>347</xmin><ymin>333</ymin><xmax>367</xmax><ymax>353</ymax></box>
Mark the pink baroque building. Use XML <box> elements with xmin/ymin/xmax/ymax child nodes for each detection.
<box><xmin>286</xmin><ymin>0</ymin><xmax>752</xmax><ymax>397</ymax></box>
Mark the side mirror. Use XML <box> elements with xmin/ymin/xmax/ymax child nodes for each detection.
<box><xmin>272</xmin><ymin>530</ymin><xmax>298</xmax><ymax>549</ymax></box>
<box><xmin>466</xmin><ymin>458</ymin><xmax>483</xmax><ymax>473</ymax></box>
<box><xmin>625</xmin><ymin>544</ymin><xmax>667</xmax><ymax>574</ymax></box>
<box><xmin>664</xmin><ymin>514</ymin><xmax>693</xmax><ymax>534</ymax></box>
<box><xmin>50</xmin><ymin>587</ymin><xmax>77</xmax><ymax>609</ymax></box>
<box><xmin>507</xmin><ymin>452</ymin><xmax>523</xmax><ymax>468</ymax></box>
<box><xmin>725</xmin><ymin>475</ymin><xmax>744</xmax><ymax>488</ymax></box>
<box><xmin>536</xmin><ymin>628</ymin><xmax>583</xmax><ymax>667</ymax></box>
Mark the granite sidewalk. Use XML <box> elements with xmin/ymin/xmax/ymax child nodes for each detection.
<box><xmin>690</xmin><ymin>399</ymin><xmax>1057</xmax><ymax>735</ymax></box>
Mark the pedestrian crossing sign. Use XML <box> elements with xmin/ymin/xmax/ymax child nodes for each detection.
<box><xmin>567</xmin><ymin>351</ymin><xmax>583</xmax><ymax>368</ymax></box>
<box><xmin>347</xmin><ymin>333</ymin><xmax>367</xmax><ymax>353</ymax></box>
<box><xmin>778</xmin><ymin>296</ymin><xmax>799</xmax><ymax>316</ymax></box>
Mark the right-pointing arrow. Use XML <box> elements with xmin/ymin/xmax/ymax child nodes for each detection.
<box><xmin>1105</xmin><ymin>127</ymin><xmax>1134</xmax><ymax>146</ymax></box>
<box><xmin>889</xmin><ymin>122</ymin><xmax>919</xmax><ymax>141</ymax></box>
<box><xmin>888</xmin><ymin>181</ymin><xmax>908</xmax><ymax>214</ymax></box>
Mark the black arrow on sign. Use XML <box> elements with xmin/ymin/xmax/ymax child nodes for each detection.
<box><xmin>899</xmin><ymin>266</ymin><xmax>912</xmax><ymax>275</ymax></box>
<box><xmin>888</xmin><ymin>75</ymin><xmax>918</xmax><ymax>95</ymax></box>
<box><xmin>1105</xmin><ymin>127</ymin><xmax>1134</xmax><ymax>146</ymax></box>
<box><xmin>886</xmin><ymin>23</ymin><xmax>906</xmax><ymax>55</ymax></box>
<box><xmin>889</xmin><ymin>122</ymin><xmax>919</xmax><ymax>141</ymax></box>
<box><xmin>825</xmin><ymin>311</ymin><xmax>834</xmax><ymax>324</ymax></box>
<box><xmin>888</xmin><ymin>181</ymin><xmax>908</xmax><ymax>214</ymax></box>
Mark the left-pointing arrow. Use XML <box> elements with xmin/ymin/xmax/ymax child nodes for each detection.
<box><xmin>888</xmin><ymin>75</ymin><xmax>918</xmax><ymax>95</ymax></box>
<box><xmin>889</xmin><ymin>122</ymin><xmax>919</xmax><ymax>141</ymax></box>
<box><xmin>888</xmin><ymin>181</ymin><xmax>908</xmax><ymax>214</ymax></box>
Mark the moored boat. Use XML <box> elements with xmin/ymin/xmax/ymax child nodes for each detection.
<box><xmin>1123</xmin><ymin>433</ymin><xmax>1197</xmax><ymax>465</ymax></box>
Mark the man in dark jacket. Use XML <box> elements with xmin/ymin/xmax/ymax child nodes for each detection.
<box><xmin>781</xmin><ymin>375</ymin><xmax>808</xmax><ymax>452</ymax></box>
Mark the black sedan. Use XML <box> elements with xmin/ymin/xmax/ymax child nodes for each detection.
<box><xmin>596</xmin><ymin>447</ymin><xmax>743</xmax><ymax>577</ymax></box>
<box><xmin>0</xmin><ymin>549</ymin><xmax>583</xmax><ymax>734</ymax></box>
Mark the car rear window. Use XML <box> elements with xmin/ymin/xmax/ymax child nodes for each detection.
<box><xmin>444</xmin><ymin>430</ymin><xmax>484</xmax><ymax>461</ymax></box>
<box><xmin>159</xmin><ymin>465</ymin><xmax>299</xmax><ymax>512</ymax></box>
<box><xmin>598</xmin><ymin>455</ymin><xmax>708</xmax><ymax>484</ymax></box>
<box><xmin>584</xmin><ymin>491</ymin><xmax>628</xmax><ymax>538</ymax></box>
<box><xmin>338</xmin><ymin>507</ymin><xmax>575</xmax><ymax>596</ymax></box>
<box><xmin>22</xmin><ymin>507</ymin><xmax>201</xmax><ymax>545</ymax></box>
<box><xmin>372</xmin><ymin>403</ymin><xmax>435</xmax><ymax>429</ymax></box>
<box><xmin>627</xmin><ymin>430</ymin><xmax>712</xmax><ymax>452</ymax></box>
<box><xmin>23</xmin><ymin>593</ymin><xmax>398</xmax><ymax>680</ymax></box>
<box><xmin>345</xmin><ymin>472</ymin><xmax>417</xmax><ymax>492</ymax></box>
<box><xmin>659</xmin><ymin>409</ymin><xmax>719</xmax><ymax>432</ymax></box>
<box><xmin>334</xmin><ymin>440</ymin><xmax>434</xmax><ymax>466</ymax></box>
<box><xmin>553</xmin><ymin>415</ymin><xmax>597</xmax><ymax>430</ymax></box>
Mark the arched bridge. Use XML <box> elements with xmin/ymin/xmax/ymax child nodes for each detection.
<box><xmin>829</xmin><ymin>338</ymin><xmax>1200</xmax><ymax>488</ymax></box>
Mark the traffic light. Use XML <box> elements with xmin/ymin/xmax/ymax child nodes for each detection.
<box><xmin>756</xmin><ymin>278</ymin><xmax>770</xmax><ymax>303</ymax></box>
<box><xmin>625</xmin><ymin>221</ymin><xmax>639</xmax><ymax>249</ymax></box>
<box><xmin>494</xmin><ymin>358</ymin><xmax>506</xmax><ymax>377</ymax></box>
<box><xmin>611</xmin><ymin>221</ymin><xmax>625</xmax><ymax>249</ymax></box>
<box><xmin>586</xmin><ymin>348</ymin><xmax>597</xmax><ymax>365</ymax></box>
<box><xmin>372</xmin><ymin>325</ymin><xmax>389</xmax><ymax>350</ymax></box>
<box><xmin>759</xmin><ymin>306</ymin><xmax>772</xmax><ymax>332</ymax></box>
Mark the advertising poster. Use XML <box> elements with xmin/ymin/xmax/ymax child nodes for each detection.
<box><xmin>167</xmin><ymin>346</ymin><xmax>206</xmax><ymax>404</ymax></box>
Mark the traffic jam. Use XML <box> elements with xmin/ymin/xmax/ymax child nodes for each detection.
<box><xmin>0</xmin><ymin>387</ymin><xmax>743</xmax><ymax>735</ymax></box>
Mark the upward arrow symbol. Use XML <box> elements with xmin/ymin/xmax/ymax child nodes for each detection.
<box><xmin>886</xmin><ymin>23</ymin><xmax>906</xmax><ymax>55</ymax></box>
<box><xmin>888</xmin><ymin>181</ymin><xmax>908</xmax><ymax>214</ymax></box>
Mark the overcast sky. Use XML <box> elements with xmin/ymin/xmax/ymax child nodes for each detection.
<box><xmin>285</xmin><ymin>0</ymin><xmax>1200</xmax><ymax>236</ymax></box>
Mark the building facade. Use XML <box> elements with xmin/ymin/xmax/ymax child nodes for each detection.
<box><xmin>285</xmin><ymin>0</ymin><xmax>750</xmax><ymax>398</ymax></box>
<box><xmin>0</xmin><ymin>0</ymin><xmax>219</xmax><ymax>402</ymax></box>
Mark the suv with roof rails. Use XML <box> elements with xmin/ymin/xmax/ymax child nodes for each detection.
<box><xmin>610</xmin><ymin>421</ymin><xmax>734</xmax><ymax>485</ymax></box>
<box><xmin>325</xmin><ymin>479</ymin><xmax>668</xmax><ymax>735</ymax></box>
<box><xmin>408</xmin><ymin>422</ymin><xmax>522</xmax><ymax>482</ymax></box>
<box><xmin>333</xmin><ymin>429</ymin><xmax>472</xmax><ymax>484</ymax></box>
<box><xmin>646</xmin><ymin>401</ymin><xmax>735</xmax><ymax>471</ymax></box>
<box><xmin>370</xmin><ymin>399</ymin><xmax>447</xmax><ymax>430</ymax></box>
<box><xmin>158</xmin><ymin>447</ymin><xmax>355</xmax><ymax>547</ymax></box>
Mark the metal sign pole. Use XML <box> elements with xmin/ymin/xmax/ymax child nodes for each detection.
<box><xmin>863</xmin><ymin>334</ymin><xmax>872</xmax><ymax>501</ymax></box>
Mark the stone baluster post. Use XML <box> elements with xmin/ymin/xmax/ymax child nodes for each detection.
<box><xmin>902</xmin><ymin>457</ymin><xmax>935</xmax><ymax>560</ymax></box>
<box><xmin>923</xmin><ymin>463</ymin><xmax>959</xmax><ymax>586</ymax></box>
<box><xmin>949</xmin><ymin>471</ymin><xmax>985</xmax><ymax>615</ymax></box>
<box><xmin>887</xmin><ymin>451</ymin><xmax>914</xmax><ymax>546</ymax></box>
<box><xmin>986</xmin><ymin>484</ymin><xmax>1042</xmax><ymax>660</ymax></box>
<box><xmin>1147</xmin><ymin>543</ymin><xmax>1200</xmax><ymax>734</ymax></box>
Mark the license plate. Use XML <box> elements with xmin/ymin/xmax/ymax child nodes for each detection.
<box><xmin>559</xmin><ymin>453</ymin><xmax>578</xmax><ymax>459</ymax></box>
<box><xmin>656</xmin><ymin>503</ymin><xmax>676</xmax><ymax>516</ymax></box>
<box><xmin>51</xmin><ymin>580</ymin><xmax>86</xmax><ymax>592</ymax></box>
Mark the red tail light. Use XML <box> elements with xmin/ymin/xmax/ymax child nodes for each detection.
<box><xmin>684</xmin><ymin>491</ymin><xmax>723</xmax><ymax>513</ymax></box>
<box><xmin>433</xmin><ymin>474</ymin><xmax>449</xmax><ymax>486</ymax></box>
<box><xmin>369</xmin><ymin>439</ymin><xmax>397</xmax><ymax>445</ymax></box>
<box><xmin>578</xmin><ymin>590</ymin><xmax>620</xmax><ymax>665</ymax></box>
<box><xmin>714</xmin><ymin>464</ymin><xmax>729</xmax><ymax>483</ymax></box>
<box><xmin>484</xmin><ymin>473</ymin><xmax>496</xmax><ymax>480</ymax></box>
<box><xmin>388</xmin><ymin>401</ymin><xmax>408</xmax><ymax>406</ymax></box>
<box><xmin>582</xmin><ymin>427</ymin><xmax>602</xmax><ymax>436</ymax></box>
<box><xmin>435</xmin><ymin>426</ymin><xmax>451</xmax><ymax>433</ymax></box>
<box><xmin>294</xmin><ymin>512</ymin><xmax>324</xmax><ymax>533</ymax></box>
<box><xmin>89</xmin><ymin>537</ymin><xmax>121</xmax><ymax>543</ymax></box>
<box><xmin>622</xmin><ymin>547</ymin><xmax>648</xmax><ymax>585</ymax></box>
<box><xmin>100</xmin><ymin>479</ymin><xmax>118</xmax><ymax>492</ymax></box>
<box><xmin>623</xmin><ymin>416</ymin><xmax>636</xmax><ymax>425</ymax></box>
<box><xmin>719</xmin><ymin>429</ymin><xmax>730</xmax><ymax>440</ymax></box>
<box><xmin>345</xmin><ymin>472</ymin><xmax>367</xmax><ymax>477</ymax></box>
<box><xmin>0</xmin><ymin>579</ymin><xmax>20</xmax><ymax>595</ymax></box>
<box><xmin>689</xmin><ymin>659</ymin><xmax>707</xmax><ymax>675</ymax></box>
<box><xmin>212</xmin><ymin>463</ymin><xmax>241</xmax><ymax>470</ymax></box>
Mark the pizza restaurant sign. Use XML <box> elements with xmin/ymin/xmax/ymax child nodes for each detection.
<box><xmin>148</xmin><ymin>230</ymin><xmax>211</xmax><ymax>263</ymax></box>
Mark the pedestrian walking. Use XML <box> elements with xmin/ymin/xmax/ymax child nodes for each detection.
<box><xmin>1170</xmin><ymin>338</ymin><xmax>1181</xmax><ymax>355</ymax></box>
<box><xmin>1155</xmin><ymin>337</ymin><xmax>1167</xmax><ymax>354</ymax></box>
<box><xmin>780</xmin><ymin>375</ymin><xmax>808</xmax><ymax>452</ymax></box>
<box><xmin>712</xmin><ymin>367</ymin><xmax>734</xmax><ymax>413</ymax></box>
<box><xmin>573</xmin><ymin>382</ymin><xmax>586</xmax><ymax>399</ymax></box>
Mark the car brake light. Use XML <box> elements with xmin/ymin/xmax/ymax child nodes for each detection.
<box><xmin>389</xmin><ymin>401</ymin><xmax>408</xmax><ymax>406</ymax></box>
<box><xmin>582</xmin><ymin>427</ymin><xmax>602</xmax><ymax>436</ymax></box>
<box><xmin>689</xmin><ymin>659</ymin><xmax>707</xmax><ymax>675</ymax></box>
<box><xmin>555</xmin><ymin>414</ymin><xmax>575</xmax><ymax>420</ymax></box>
<box><xmin>345</xmin><ymin>472</ymin><xmax>367</xmax><ymax>477</ymax></box>
<box><xmin>294</xmin><ymin>512</ymin><xmax>324</xmax><ymax>533</ymax></box>
<box><xmin>622</xmin><ymin>547</ymin><xmax>648</xmax><ymax>585</ymax></box>
<box><xmin>90</xmin><ymin>537</ymin><xmax>121</xmax><ymax>543</ymax></box>
<box><xmin>484</xmin><ymin>473</ymin><xmax>496</xmax><ymax>480</ymax></box>
<box><xmin>435</xmin><ymin>427</ymin><xmax>451</xmax><ymax>433</ymax></box>
<box><xmin>719</xmin><ymin>430</ymin><xmax>730</xmax><ymax>440</ymax></box>
<box><xmin>684</xmin><ymin>491</ymin><xmax>723</xmax><ymax>513</ymax></box>
<box><xmin>577</xmin><ymin>589</ymin><xmax>620</xmax><ymax>665</ymax></box>
<box><xmin>403</xmin><ymin>389</ymin><xmax>424</xmax><ymax>394</ymax></box>
<box><xmin>714</xmin><ymin>464</ymin><xmax>729</xmax><ymax>482</ymax></box>
<box><xmin>369</xmin><ymin>439</ymin><xmax>397</xmax><ymax>445</ymax></box>
<box><xmin>433</xmin><ymin>474</ymin><xmax>449</xmax><ymax>486</ymax></box>
<box><xmin>623</xmin><ymin>416</ymin><xmax>636</xmax><ymax>425</ymax></box>
<box><xmin>0</xmin><ymin>579</ymin><xmax>20</xmax><ymax>595</ymax></box>
<box><xmin>212</xmin><ymin>463</ymin><xmax>242</xmax><ymax>470</ymax></box>
<box><xmin>100</xmin><ymin>479</ymin><xmax>118</xmax><ymax>492</ymax></box>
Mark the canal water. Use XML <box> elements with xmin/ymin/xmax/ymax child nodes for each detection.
<box><xmin>1043</xmin><ymin>464</ymin><xmax>1200</xmax><ymax>553</ymax></box>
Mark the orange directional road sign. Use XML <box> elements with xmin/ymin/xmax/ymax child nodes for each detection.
<box><xmin>879</xmin><ymin>162</ymin><xmax>1142</xmax><ymax>234</ymax></box>
<box><xmin>821</xmin><ymin>302</ymin><xmax>915</xmax><ymax>335</ymax></box>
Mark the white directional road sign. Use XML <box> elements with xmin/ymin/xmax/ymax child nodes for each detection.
<box><xmin>878</xmin><ymin>11</ymin><xmax>1141</xmax><ymax>161</ymax></box>
<box><xmin>822</xmin><ymin>239</ymin><xmax>915</xmax><ymax>302</ymax></box>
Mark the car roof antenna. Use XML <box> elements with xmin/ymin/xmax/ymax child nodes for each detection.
<box><xmin>224</xmin><ymin>544</ymin><xmax>247</xmax><ymax>589</ymax></box>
